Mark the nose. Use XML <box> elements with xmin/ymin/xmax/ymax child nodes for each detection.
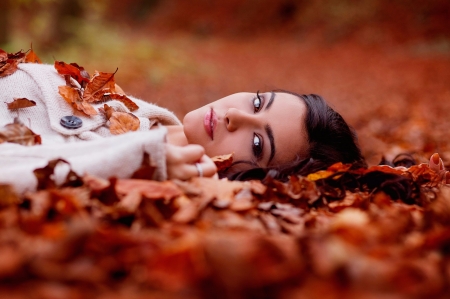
<box><xmin>225</xmin><ymin>108</ymin><xmax>259</xmax><ymax>132</ymax></box>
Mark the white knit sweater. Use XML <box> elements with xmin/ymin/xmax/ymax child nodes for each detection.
<box><xmin>0</xmin><ymin>63</ymin><xmax>181</xmax><ymax>193</ymax></box>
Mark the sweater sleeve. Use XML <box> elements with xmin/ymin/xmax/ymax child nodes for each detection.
<box><xmin>0</xmin><ymin>128</ymin><xmax>169</xmax><ymax>194</ymax></box>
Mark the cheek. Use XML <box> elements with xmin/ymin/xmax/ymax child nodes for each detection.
<box><xmin>204</xmin><ymin>133</ymin><xmax>249</xmax><ymax>159</ymax></box>
<box><xmin>183</xmin><ymin>110</ymin><xmax>203</xmax><ymax>143</ymax></box>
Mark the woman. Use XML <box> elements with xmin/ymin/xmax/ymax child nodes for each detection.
<box><xmin>0</xmin><ymin>58</ymin><xmax>424</xmax><ymax>193</ymax></box>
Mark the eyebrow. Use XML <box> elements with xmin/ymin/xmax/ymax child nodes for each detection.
<box><xmin>265</xmin><ymin>91</ymin><xmax>275</xmax><ymax>110</ymax></box>
<box><xmin>265</xmin><ymin>124</ymin><xmax>276</xmax><ymax>164</ymax></box>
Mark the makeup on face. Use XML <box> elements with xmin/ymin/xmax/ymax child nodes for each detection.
<box><xmin>203</xmin><ymin>108</ymin><xmax>217</xmax><ymax>140</ymax></box>
<box><xmin>183</xmin><ymin>92</ymin><xmax>308</xmax><ymax>168</ymax></box>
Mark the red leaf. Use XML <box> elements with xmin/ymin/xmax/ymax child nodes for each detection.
<box><xmin>54</xmin><ymin>61</ymin><xmax>90</xmax><ymax>87</ymax></box>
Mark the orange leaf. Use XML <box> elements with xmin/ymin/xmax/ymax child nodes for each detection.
<box><xmin>0</xmin><ymin>118</ymin><xmax>41</xmax><ymax>146</ymax></box>
<box><xmin>116</xmin><ymin>179</ymin><xmax>181</xmax><ymax>200</ymax></box>
<box><xmin>100</xmin><ymin>104</ymin><xmax>115</xmax><ymax>120</ymax></box>
<box><xmin>109</xmin><ymin>111</ymin><xmax>140</xmax><ymax>135</ymax></box>
<box><xmin>24</xmin><ymin>46</ymin><xmax>42</xmax><ymax>64</ymax></box>
<box><xmin>58</xmin><ymin>86</ymin><xmax>97</xmax><ymax>116</ymax></box>
<box><xmin>6</xmin><ymin>98</ymin><xmax>37</xmax><ymax>110</ymax></box>
<box><xmin>211</xmin><ymin>153</ymin><xmax>234</xmax><ymax>171</ymax></box>
<box><xmin>101</xmin><ymin>93</ymin><xmax>139</xmax><ymax>111</ymax></box>
<box><xmin>83</xmin><ymin>70</ymin><xmax>117</xmax><ymax>103</ymax></box>
<box><xmin>54</xmin><ymin>61</ymin><xmax>90</xmax><ymax>87</ymax></box>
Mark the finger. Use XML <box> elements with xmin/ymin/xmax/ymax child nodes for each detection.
<box><xmin>446</xmin><ymin>171</ymin><xmax>450</xmax><ymax>185</ymax></box>
<box><xmin>166</xmin><ymin>144</ymin><xmax>204</xmax><ymax>164</ymax></box>
<box><xmin>429</xmin><ymin>153</ymin><xmax>441</xmax><ymax>172</ymax></box>
<box><xmin>196</xmin><ymin>154</ymin><xmax>218</xmax><ymax>177</ymax></box>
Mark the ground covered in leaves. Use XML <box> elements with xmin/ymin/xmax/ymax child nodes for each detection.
<box><xmin>1</xmin><ymin>157</ymin><xmax>450</xmax><ymax>299</ymax></box>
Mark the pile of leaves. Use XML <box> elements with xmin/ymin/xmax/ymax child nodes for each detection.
<box><xmin>0</xmin><ymin>158</ymin><xmax>449</xmax><ymax>299</ymax></box>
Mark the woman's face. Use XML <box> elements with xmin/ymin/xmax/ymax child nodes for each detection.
<box><xmin>183</xmin><ymin>92</ymin><xmax>308</xmax><ymax>169</ymax></box>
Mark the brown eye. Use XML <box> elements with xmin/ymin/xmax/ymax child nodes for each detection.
<box><xmin>253</xmin><ymin>92</ymin><xmax>264</xmax><ymax>113</ymax></box>
<box><xmin>253</xmin><ymin>97</ymin><xmax>261</xmax><ymax>112</ymax></box>
<box><xmin>252</xmin><ymin>133</ymin><xmax>263</xmax><ymax>160</ymax></box>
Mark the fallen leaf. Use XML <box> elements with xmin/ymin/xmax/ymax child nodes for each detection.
<box><xmin>115</xmin><ymin>179</ymin><xmax>181</xmax><ymax>200</ymax></box>
<box><xmin>6</xmin><ymin>98</ymin><xmax>37</xmax><ymax>110</ymax></box>
<box><xmin>83</xmin><ymin>70</ymin><xmax>117</xmax><ymax>103</ymax></box>
<box><xmin>54</xmin><ymin>61</ymin><xmax>90</xmax><ymax>88</ymax></box>
<box><xmin>24</xmin><ymin>46</ymin><xmax>42</xmax><ymax>64</ymax></box>
<box><xmin>0</xmin><ymin>118</ymin><xmax>41</xmax><ymax>146</ymax></box>
<box><xmin>109</xmin><ymin>111</ymin><xmax>140</xmax><ymax>135</ymax></box>
<box><xmin>211</xmin><ymin>153</ymin><xmax>234</xmax><ymax>171</ymax></box>
<box><xmin>0</xmin><ymin>59</ymin><xmax>19</xmax><ymax>77</ymax></box>
<box><xmin>101</xmin><ymin>93</ymin><xmax>139</xmax><ymax>111</ymax></box>
<box><xmin>58</xmin><ymin>86</ymin><xmax>97</xmax><ymax>116</ymax></box>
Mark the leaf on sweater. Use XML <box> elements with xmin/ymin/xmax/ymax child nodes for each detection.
<box><xmin>6</xmin><ymin>98</ymin><xmax>37</xmax><ymax>110</ymax></box>
<box><xmin>6</xmin><ymin>50</ymin><xmax>26</xmax><ymax>63</ymax></box>
<box><xmin>24</xmin><ymin>46</ymin><xmax>42</xmax><ymax>64</ymax></box>
<box><xmin>211</xmin><ymin>153</ymin><xmax>234</xmax><ymax>171</ymax></box>
<box><xmin>0</xmin><ymin>118</ymin><xmax>42</xmax><ymax>146</ymax></box>
<box><xmin>58</xmin><ymin>86</ymin><xmax>97</xmax><ymax>115</ymax></box>
<box><xmin>54</xmin><ymin>61</ymin><xmax>90</xmax><ymax>88</ymax></box>
<box><xmin>109</xmin><ymin>111</ymin><xmax>140</xmax><ymax>135</ymax></box>
<box><xmin>0</xmin><ymin>49</ymin><xmax>6</xmax><ymax>62</ymax></box>
<box><xmin>83</xmin><ymin>70</ymin><xmax>117</xmax><ymax>103</ymax></box>
<box><xmin>0</xmin><ymin>59</ymin><xmax>19</xmax><ymax>77</ymax></box>
<box><xmin>99</xmin><ymin>104</ymin><xmax>115</xmax><ymax>120</ymax></box>
<box><xmin>101</xmin><ymin>93</ymin><xmax>139</xmax><ymax>111</ymax></box>
<box><xmin>0</xmin><ymin>48</ymin><xmax>31</xmax><ymax>77</ymax></box>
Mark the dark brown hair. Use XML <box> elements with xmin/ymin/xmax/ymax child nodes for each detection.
<box><xmin>219</xmin><ymin>92</ymin><xmax>367</xmax><ymax>181</ymax></box>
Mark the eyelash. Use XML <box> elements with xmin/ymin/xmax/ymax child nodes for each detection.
<box><xmin>252</xmin><ymin>92</ymin><xmax>264</xmax><ymax>160</ymax></box>
<box><xmin>252</xmin><ymin>133</ymin><xmax>263</xmax><ymax>160</ymax></box>
<box><xmin>253</xmin><ymin>92</ymin><xmax>263</xmax><ymax>113</ymax></box>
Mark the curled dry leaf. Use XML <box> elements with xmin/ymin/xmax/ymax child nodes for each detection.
<box><xmin>6</xmin><ymin>98</ymin><xmax>36</xmax><ymax>110</ymax></box>
<box><xmin>211</xmin><ymin>153</ymin><xmax>234</xmax><ymax>171</ymax></box>
<box><xmin>100</xmin><ymin>104</ymin><xmax>115</xmax><ymax>120</ymax></box>
<box><xmin>58</xmin><ymin>86</ymin><xmax>97</xmax><ymax>116</ymax></box>
<box><xmin>24</xmin><ymin>46</ymin><xmax>42</xmax><ymax>64</ymax></box>
<box><xmin>101</xmin><ymin>93</ymin><xmax>139</xmax><ymax>111</ymax></box>
<box><xmin>0</xmin><ymin>118</ymin><xmax>41</xmax><ymax>146</ymax></box>
<box><xmin>54</xmin><ymin>61</ymin><xmax>90</xmax><ymax>87</ymax></box>
<box><xmin>83</xmin><ymin>70</ymin><xmax>117</xmax><ymax>103</ymax></box>
<box><xmin>109</xmin><ymin>111</ymin><xmax>140</xmax><ymax>135</ymax></box>
<box><xmin>0</xmin><ymin>58</ymin><xmax>19</xmax><ymax>78</ymax></box>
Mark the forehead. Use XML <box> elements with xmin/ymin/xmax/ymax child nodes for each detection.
<box><xmin>267</xmin><ymin>92</ymin><xmax>308</xmax><ymax>166</ymax></box>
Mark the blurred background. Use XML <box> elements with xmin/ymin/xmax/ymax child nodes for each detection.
<box><xmin>1</xmin><ymin>0</ymin><xmax>450</xmax><ymax>165</ymax></box>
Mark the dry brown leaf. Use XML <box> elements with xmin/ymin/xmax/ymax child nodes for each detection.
<box><xmin>99</xmin><ymin>104</ymin><xmax>115</xmax><ymax>120</ymax></box>
<box><xmin>115</xmin><ymin>179</ymin><xmax>181</xmax><ymax>200</ymax></box>
<box><xmin>0</xmin><ymin>59</ymin><xmax>19</xmax><ymax>77</ymax></box>
<box><xmin>0</xmin><ymin>118</ymin><xmax>41</xmax><ymax>146</ymax></box>
<box><xmin>211</xmin><ymin>153</ymin><xmax>234</xmax><ymax>171</ymax></box>
<box><xmin>24</xmin><ymin>46</ymin><xmax>42</xmax><ymax>64</ymax></box>
<box><xmin>83</xmin><ymin>70</ymin><xmax>117</xmax><ymax>103</ymax></box>
<box><xmin>54</xmin><ymin>60</ymin><xmax>90</xmax><ymax>87</ymax></box>
<box><xmin>6</xmin><ymin>98</ymin><xmax>37</xmax><ymax>110</ymax></box>
<box><xmin>0</xmin><ymin>49</ymin><xmax>7</xmax><ymax>62</ymax></box>
<box><xmin>58</xmin><ymin>86</ymin><xmax>97</xmax><ymax>116</ymax></box>
<box><xmin>109</xmin><ymin>111</ymin><xmax>140</xmax><ymax>135</ymax></box>
<box><xmin>101</xmin><ymin>93</ymin><xmax>139</xmax><ymax>111</ymax></box>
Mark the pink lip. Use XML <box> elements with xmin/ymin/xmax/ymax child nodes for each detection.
<box><xmin>204</xmin><ymin>108</ymin><xmax>217</xmax><ymax>140</ymax></box>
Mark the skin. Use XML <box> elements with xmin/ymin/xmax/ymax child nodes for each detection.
<box><xmin>164</xmin><ymin>91</ymin><xmax>309</xmax><ymax>180</ymax></box>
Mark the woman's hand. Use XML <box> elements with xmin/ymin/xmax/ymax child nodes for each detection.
<box><xmin>428</xmin><ymin>153</ymin><xmax>450</xmax><ymax>184</ymax></box>
<box><xmin>165</xmin><ymin>144</ymin><xmax>217</xmax><ymax>180</ymax></box>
